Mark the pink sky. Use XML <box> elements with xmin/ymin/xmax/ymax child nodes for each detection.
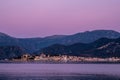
<box><xmin>0</xmin><ymin>0</ymin><xmax>120</xmax><ymax>38</ymax></box>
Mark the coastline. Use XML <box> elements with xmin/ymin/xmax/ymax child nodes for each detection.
<box><xmin>0</xmin><ymin>60</ymin><xmax>120</xmax><ymax>64</ymax></box>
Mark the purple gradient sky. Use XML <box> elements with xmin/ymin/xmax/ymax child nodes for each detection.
<box><xmin>0</xmin><ymin>0</ymin><xmax>120</xmax><ymax>38</ymax></box>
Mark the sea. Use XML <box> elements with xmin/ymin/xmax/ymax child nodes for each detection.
<box><xmin>0</xmin><ymin>63</ymin><xmax>120</xmax><ymax>80</ymax></box>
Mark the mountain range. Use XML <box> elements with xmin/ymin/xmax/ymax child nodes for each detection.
<box><xmin>0</xmin><ymin>29</ymin><xmax>120</xmax><ymax>59</ymax></box>
<box><xmin>0</xmin><ymin>30</ymin><xmax>120</xmax><ymax>53</ymax></box>
<box><xmin>38</xmin><ymin>38</ymin><xmax>120</xmax><ymax>58</ymax></box>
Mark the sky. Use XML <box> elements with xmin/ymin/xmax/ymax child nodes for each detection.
<box><xmin>0</xmin><ymin>0</ymin><xmax>120</xmax><ymax>38</ymax></box>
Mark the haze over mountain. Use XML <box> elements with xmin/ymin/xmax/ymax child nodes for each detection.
<box><xmin>0</xmin><ymin>30</ymin><xmax>120</xmax><ymax>53</ymax></box>
<box><xmin>1</xmin><ymin>0</ymin><xmax>120</xmax><ymax>38</ymax></box>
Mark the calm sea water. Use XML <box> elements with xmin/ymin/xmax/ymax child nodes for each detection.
<box><xmin>0</xmin><ymin>63</ymin><xmax>120</xmax><ymax>80</ymax></box>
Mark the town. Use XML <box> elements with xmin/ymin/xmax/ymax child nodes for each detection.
<box><xmin>11</xmin><ymin>53</ymin><xmax>120</xmax><ymax>63</ymax></box>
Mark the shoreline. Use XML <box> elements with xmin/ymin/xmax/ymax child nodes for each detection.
<box><xmin>0</xmin><ymin>60</ymin><xmax>120</xmax><ymax>64</ymax></box>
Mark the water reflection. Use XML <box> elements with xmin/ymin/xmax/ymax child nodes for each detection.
<box><xmin>0</xmin><ymin>64</ymin><xmax>120</xmax><ymax>80</ymax></box>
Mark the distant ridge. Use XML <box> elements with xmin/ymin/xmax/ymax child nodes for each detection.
<box><xmin>0</xmin><ymin>30</ymin><xmax>120</xmax><ymax>53</ymax></box>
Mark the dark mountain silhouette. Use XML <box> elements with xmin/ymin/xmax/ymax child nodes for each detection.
<box><xmin>0</xmin><ymin>46</ymin><xmax>25</xmax><ymax>60</ymax></box>
<box><xmin>0</xmin><ymin>30</ymin><xmax>120</xmax><ymax>53</ymax></box>
<box><xmin>0</xmin><ymin>32</ymin><xmax>19</xmax><ymax>46</ymax></box>
<box><xmin>38</xmin><ymin>38</ymin><xmax>120</xmax><ymax>58</ymax></box>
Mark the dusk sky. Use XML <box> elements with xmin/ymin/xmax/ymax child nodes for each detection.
<box><xmin>0</xmin><ymin>0</ymin><xmax>120</xmax><ymax>38</ymax></box>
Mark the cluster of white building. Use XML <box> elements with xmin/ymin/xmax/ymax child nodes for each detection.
<box><xmin>13</xmin><ymin>53</ymin><xmax>120</xmax><ymax>62</ymax></box>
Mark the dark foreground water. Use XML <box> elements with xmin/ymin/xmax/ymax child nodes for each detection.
<box><xmin>0</xmin><ymin>63</ymin><xmax>120</xmax><ymax>80</ymax></box>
